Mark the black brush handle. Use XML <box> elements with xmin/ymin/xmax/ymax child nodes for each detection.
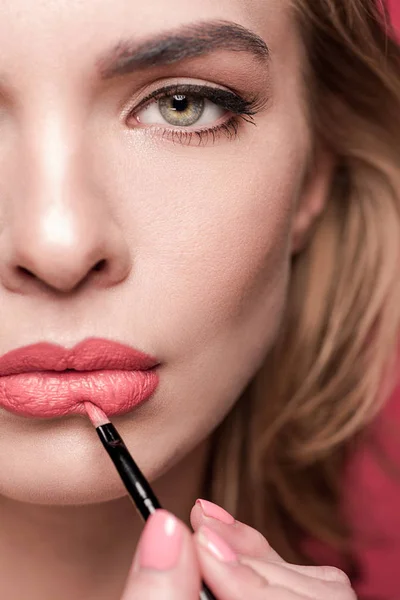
<box><xmin>96</xmin><ymin>423</ymin><xmax>216</xmax><ymax>600</ymax></box>
<box><xmin>97</xmin><ymin>423</ymin><xmax>161</xmax><ymax>519</ymax></box>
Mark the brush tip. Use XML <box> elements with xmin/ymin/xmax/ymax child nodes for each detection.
<box><xmin>84</xmin><ymin>402</ymin><xmax>110</xmax><ymax>428</ymax></box>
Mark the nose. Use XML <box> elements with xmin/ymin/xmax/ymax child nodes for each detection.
<box><xmin>3</xmin><ymin>202</ymin><xmax>131</xmax><ymax>294</ymax></box>
<box><xmin>0</xmin><ymin>117</ymin><xmax>132</xmax><ymax>295</ymax></box>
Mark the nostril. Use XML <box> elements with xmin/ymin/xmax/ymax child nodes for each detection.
<box><xmin>14</xmin><ymin>259</ymin><xmax>108</xmax><ymax>291</ymax></box>
<box><xmin>18</xmin><ymin>261</ymin><xmax>106</xmax><ymax>276</ymax></box>
<box><xmin>17</xmin><ymin>266</ymin><xmax>35</xmax><ymax>278</ymax></box>
<box><xmin>93</xmin><ymin>259</ymin><xmax>107</xmax><ymax>272</ymax></box>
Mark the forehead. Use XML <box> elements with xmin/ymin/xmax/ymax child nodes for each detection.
<box><xmin>0</xmin><ymin>0</ymin><xmax>292</xmax><ymax>75</ymax></box>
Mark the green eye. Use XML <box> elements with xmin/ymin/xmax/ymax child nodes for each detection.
<box><xmin>158</xmin><ymin>95</ymin><xmax>205</xmax><ymax>127</ymax></box>
<box><xmin>136</xmin><ymin>91</ymin><xmax>225</xmax><ymax>129</ymax></box>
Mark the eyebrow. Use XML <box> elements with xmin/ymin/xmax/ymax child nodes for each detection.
<box><xmin>99</xmin><ymin>20</ymin><xmax>270</xmax><ymax>79</ymax></box>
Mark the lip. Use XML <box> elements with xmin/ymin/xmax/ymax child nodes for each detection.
<box><xmin>0</xmin><ymin>338</ymin><xmax>160</xmax><ymax>419</ymax></box>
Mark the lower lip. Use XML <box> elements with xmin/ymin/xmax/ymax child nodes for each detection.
<box><xmin>0</xmin><ymin>370</ymin><xmax>159</xmax><ymax>418</ymax></box>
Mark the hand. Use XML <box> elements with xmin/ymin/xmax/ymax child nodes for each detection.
<box><xmin>191</xmin><ymin>500</ymin><xmax>356</xmax><ymax>599</ymax></box>
<box><xmin>121</xmin><ymin>503</ymin><xmax>356</xmax><ymax>599</ymax></box>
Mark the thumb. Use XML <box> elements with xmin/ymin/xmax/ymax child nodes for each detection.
<box><xmin>121</xmin><ymin>510</ymin><xmax>201</xmax><ymax>600</ymax></box>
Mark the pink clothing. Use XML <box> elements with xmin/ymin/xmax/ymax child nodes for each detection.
<box><xmin>345</xmin><ymin>380</ymin><xmax>400</xmax><ymax>598</ymax></box>
<box><xmin>306</xmin><ymin>377</ymin><xmax>400</xmax><ymax>599</ymax></box>
<box><xmin>388</xmin><ymin>0</ymin><xmax>400</xmax><ymax>32</ymax></box>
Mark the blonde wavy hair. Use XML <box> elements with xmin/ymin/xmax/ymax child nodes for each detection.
<box><xmin>206</xmin><ymin>0</ymin><xmax>400</xmax><ymax>568</ymax></box>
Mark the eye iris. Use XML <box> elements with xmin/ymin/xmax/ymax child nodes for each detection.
<box><xmin>159</xmin><ymin>94</ymin><xmax>205</xmax><ymax>126</ymax></box>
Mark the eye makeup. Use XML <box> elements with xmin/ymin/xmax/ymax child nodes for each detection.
<box><xmin>132</xmin><ymin>83</ymin><xmax>259</xmax><ymax>119</ymax></box>
<box><xmin>126</xmin><ymin>82</ymin><xmax>263</xmax><ymax>146</ymax></box>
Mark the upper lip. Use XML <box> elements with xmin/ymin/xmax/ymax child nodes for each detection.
<box><xmin>0</xmin><ymin>338</ymin><xmax>159</xmax><ymax>376</ymax></box>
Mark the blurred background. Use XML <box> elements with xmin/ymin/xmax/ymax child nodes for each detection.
<box><xmin>389</xmin><ymin>0</ymin><xmax>400</xmax><ymax>31</ymax></box>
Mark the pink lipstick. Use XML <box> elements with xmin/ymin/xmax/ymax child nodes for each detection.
<box><xmin>0</xmin><ymin>338</ymin><xmax>159</xmax><ymax>418</ymax></box>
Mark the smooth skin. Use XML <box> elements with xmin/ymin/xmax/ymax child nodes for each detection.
<box><xmin>0</xmin><ymin>0</ymin><xmax>353</xmax><ymax>598</ymax></box>
<box><xmin>121</xmin><ymin>503</ymin><xmax>356</xmax><ymax>599</ymax></box>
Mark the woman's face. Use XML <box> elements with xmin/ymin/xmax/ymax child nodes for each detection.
<box><xmin>0</xmin><ymin>0</ymin><xmax>319</xmax><ymax>504</ymax></box>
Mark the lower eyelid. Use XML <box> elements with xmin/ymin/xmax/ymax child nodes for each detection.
<box><xmin>144</xmin><ymin>117</ymin><xmax>241</xmax><ymax>147</ymax></box>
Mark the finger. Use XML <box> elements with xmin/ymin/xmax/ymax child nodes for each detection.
<box><xmin>239</xmin><ymin>557</ymin><xmax>355</xmax><ymax>600</ymax></box>
<box><xmin>122</xmin><ymin>510</ymin><xmax>200</xmax><ymax>600</ymax></box>
<box><xmin>191</xmin><ymin>499</ymin><xmax>283</xmax><ymax>562</ymax></box>
<box><xmin>268</xmin><ymin>562</ymin><xmax>352</xmax><ymax>585</ymax></box>
<box><xmin>194</xmin><ymin>526</ymin><xmax>311</xmax><ymax>600</ymax></box>
<box><xmin>192</xmin><ymin>500</ymin><xmax>353</xmax><ymax>587</ymax></box>
<box><xmin>195</xmin><ymin>526</ymin><xmax>270</xmax><ymax>600</ymax></box>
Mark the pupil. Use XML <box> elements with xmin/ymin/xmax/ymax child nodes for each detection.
<box><xmin>172</xmin><ymin>95</ymin><xmax>189</xmax><ymax>112</ymax></box>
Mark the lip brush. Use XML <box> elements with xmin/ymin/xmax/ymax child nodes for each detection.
<box><xmin>84</xmin><ymin>402</ymin><xmax>216</xmax><ymax>600</ymax></box>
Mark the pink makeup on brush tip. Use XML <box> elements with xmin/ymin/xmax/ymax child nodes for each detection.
<box><xmin>84</xmin><ymin>402</ymin><xmax>110</xmax><ymax>427</ymax></box>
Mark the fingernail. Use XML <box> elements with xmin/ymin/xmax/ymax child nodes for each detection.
<box><xmin>139</xmin><ymin>510</ymin><xmax>183</xmax><ymax>571</ymax></box>
<box><xmin>198</xmin><ymin>526</ymin><xmax>238</xmax><ymax>563</ymax></box>
<box><xmin>196</xmin><ymin>499</ymin><xmax>235</xmax><ymax>525</ymax></box>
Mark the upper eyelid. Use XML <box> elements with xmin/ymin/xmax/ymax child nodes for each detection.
<box><xmin>127</xmin><ymin>84</ymin><xmax>245</xmax><ymax>115</ymax></box>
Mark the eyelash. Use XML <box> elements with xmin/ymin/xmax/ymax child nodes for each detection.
<box><xmin>127</xmin><ymin>83</ymin><xmax>259</xmax><ymax>146</ymax></box>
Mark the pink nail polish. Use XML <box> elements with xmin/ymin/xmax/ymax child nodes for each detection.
<box><xmin>196</xmin><ymin>499</ymin><xmax>235</xmax><ymax>525</ymax></box>
<box><xmin>198</xmin><ymin>526</ymin><xmax>238</xmax><ymax>563</ymax></box>
<box><xmin>139</xmin><ymin>510</ymin><xmax>183</xmax><ymax>571</ymax></box>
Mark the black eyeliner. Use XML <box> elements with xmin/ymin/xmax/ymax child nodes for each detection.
<box><xmin>134</xmin><ymin>83</ymin><xmax>259</xmax><ymax>116</ymax></box>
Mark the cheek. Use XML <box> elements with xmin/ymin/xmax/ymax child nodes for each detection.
<box><xmin>98</xmin><ymin>130</ymin><xmax>304</xmax><ymax>359</ymax></box>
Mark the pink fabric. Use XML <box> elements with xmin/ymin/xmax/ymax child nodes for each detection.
<box><xmin>344</xmin><ymin>380</ymin><xmax>400</xmax><ymax>599</ymax></box>
<box><xmin>305</xmin><ymin>377</ymin><xmax>400</xmax><ymax>599</ymax></box>
<box><xmin>388</xmin><ymin>0</ymin><xmax>400</xmax><ymax>31</ymax></box>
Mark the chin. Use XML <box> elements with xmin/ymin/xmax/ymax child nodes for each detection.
<box><xmin>0</xmin><ymin>407</ymin><xmax>202</xmax><ymax>506</ymax></box>
<box><xmin>0</xmin><ymin>419</ymin><xmax>121</xmax><ymax>505</ymax></box>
